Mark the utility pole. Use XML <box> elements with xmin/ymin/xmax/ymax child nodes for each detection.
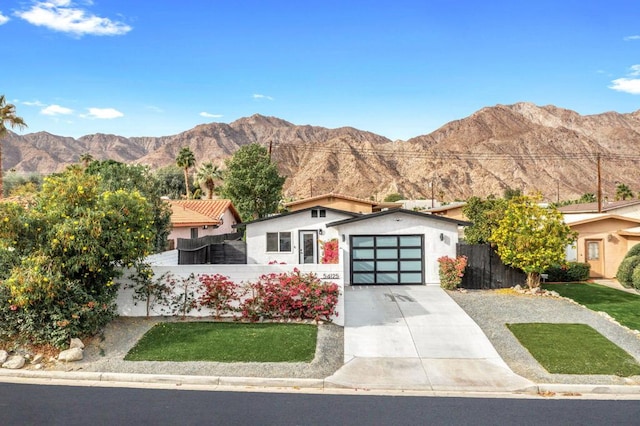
<box><xmin>597</xmin><ymin>152</ymin><xmax>602</xmax><ymax>213</ymax></box>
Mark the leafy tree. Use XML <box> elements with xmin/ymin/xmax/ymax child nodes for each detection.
<box><xmin>154</xmin><ymin>165</ymin><xmax>188</xmax><ymax>199</ymax></box>
<box><xmin>219</xmin><ymin>143</ymin><xmax>286</xmax><ymax>220</ymax></box>
<box><xmin>503</xmin><ymin>187</ymin><xmax>522</xmax><ymax>200</ymax></box>
<box><xmin>489</xmin><ymin>195</ymin><xmax>577</xmax><ymax>289</ymax></box>
<box><xmin>0</xmin><ymin>95</ymin><xmax>27</xmax><ymax>198</ymax></box>
<box><xmin>176</xmin><ymin>146</ymin><xmax>196</xmax><ymax>199</ymax></box>
<box><xmin>615</xmin><ymin>183</ymin><xmax>634</xmax><ymax>201</ymax></box>
<box><xmin>384</xmin><ymin>193</ymin><xmax>404</xmax><ymax>202</ymax></box>
<box><xmin>195</xmin><ymin>161</ymin><xmax>223</xmax><ymax>199</ymax></box>
<box><xmin>0</xmin><ymin>167</ymin><xmax>156</xmax><ymax>346</ymax></box>
<box><xmin>462</xmin><ymin>196</ymin><xmax>507</xmax><ymax>244</ymax></box>
<box><xmin>85</xmin><ymin>160</ymin><xmax>172</xmax><ymax>252</ymax></box>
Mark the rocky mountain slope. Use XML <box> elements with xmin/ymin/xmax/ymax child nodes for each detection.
<box><xmin>5</xmin><ymin>102</ymin><xmax>640</xmax><ymax>202</ymax></box>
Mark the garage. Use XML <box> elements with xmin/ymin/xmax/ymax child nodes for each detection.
<box><xmin>351</xmin><ymin>235</ymin><xmax>424</xmax><ymax>285</ymax></box>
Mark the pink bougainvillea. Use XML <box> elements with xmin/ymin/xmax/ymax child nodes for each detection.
<box><xmin>320</xmin><ymin>238</ymin><xmax>339</xmax><ymax>264</ymax></box>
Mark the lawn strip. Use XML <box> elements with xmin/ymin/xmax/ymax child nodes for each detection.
<box><xmin>124</xmin><ymin>322</ymin><xmax>317</xmax><ymax>362</ymax></box>
<box><xmin>542</xmin><ymin>282</ymin><xmax>640</xmax><ymax>331</ymax></box>
<box><xmin>506</xmin><ymin>323</ymin><xmax>640</xmax><ymax>376</ymax></box>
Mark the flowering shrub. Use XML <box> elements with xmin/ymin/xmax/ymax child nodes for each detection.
<box><xmin>320</xmin><ymin>239</ymin><xmax>339</xmax><ymax>264</ymax></box>
<box><xmin>438</xmin><ymin>255</ymin><xmax>468</xmax><ymax>290</ymax></box>
<box><xmin>198</xmin><ymin>274</ymin><xmax>240</xmax><ymax>318</ymax></box>
<box><xmin>238</xmin><ymin>269</ymin><xmax>340</xmax><ymax>322</ymax></box>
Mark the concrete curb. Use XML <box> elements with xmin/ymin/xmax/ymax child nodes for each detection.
<box><xmin>1</xmin><ymin>368</ymin><xmax>639</xmax><ymax>397</ymax></box>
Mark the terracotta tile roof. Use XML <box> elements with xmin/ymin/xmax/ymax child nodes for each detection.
<box><xmin>167</xmin><ymin>199</ymin><xmax>241</xmax><ymax>227</ymax></box>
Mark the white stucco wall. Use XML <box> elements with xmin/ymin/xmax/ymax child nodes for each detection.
<box><xmin>245</xmin><ymin>210</ymin><xmax>354</xmax><ymax>264</ymax></box>
<box><xmin>116</xmin><ymin>263</ymin><xmax>345</xmax><ymax>326</ymax></box>
<box><xmin>330</xmin><ymin>212</ymin><xmax>460</xmax><ymax>285</ymax></box>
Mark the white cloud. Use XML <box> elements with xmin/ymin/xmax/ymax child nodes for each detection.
<box><xmin>84</xmin><ymin>107</ymin><xmax>124</xmax><ymax>119</ymax></box>
<box><xmin>145</xmin><ymin>105</ymin><xmax>164</xmax><ymax>113</ymax></box>
<box><xmin>0</xmin><ymin>12</ymin><xmax>9</xmax><ymax>25</ymax></box>
<box><xmin>609</xmin><ymin>78</ymin><xmax>640</xmax><ymax>94</ymax></box>
<box><xmin>23</xmin><ymin>100</ymin><xmax>46</xmax><ymax>107</ymax></box>
<box><xmin>200</xmin><ymin>112</ymin><xmax>223</xmax><ymax>118</ymax></box>
<box><xmin>624</xmin><ymin>35</ymin><xmax>640</xmax><ymax>41</ymax></box>
<box><xmin>15</xmin><ymin>0</ymin><xmax>131</xmax><ymax>36</ymax></box>
<box><xmin>609</xmin><ymin>64</ymin><xmax>640</xmax><ymax>94</ymax></box>
<box><xmin>41</xmin><ymin>104</ymin><xmax>74</xmax><ymax>115</ymax></box>
<box><xmin>252</xmin><ymin>94</ymin><xmax>274</xmax><ymax>101</ymax></box>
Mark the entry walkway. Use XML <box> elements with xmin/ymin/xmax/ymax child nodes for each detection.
<box><xmin>325</xmin><ymin>285</ymin><xmax>534</xmax><ymax>392</ymax></box>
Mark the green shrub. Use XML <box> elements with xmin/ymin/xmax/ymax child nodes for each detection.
<box><xmin>625</xmin><ymin>244</ymin><xmax>640</xmax><ymax>259</ymax></box>
<box><xmin>617</xmin><ymin>255</ymin><xmax>640</xmax><ymax>288</ymax></box>
<box><xmin>544</xmin><ymin>262</ymin><xmax>590</xmax><ymax>282</ymax></box>
<box><xmin>632</xmin><ymin>265</ymin><xmax>640</xmax><ymax>290</ymax></box>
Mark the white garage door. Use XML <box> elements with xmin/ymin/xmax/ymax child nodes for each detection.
<box><xmin>350</xmin><ymin>235</ymin><xmax>424</xmax><ymax>285</ymax></box>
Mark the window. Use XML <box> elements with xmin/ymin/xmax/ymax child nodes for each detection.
<box><xmin>311</xmin><ymin>209</ymin><xmax>326</xmax><ymax>218</ymax></box>
<box><xmin>190</xmin><ymin>228</ymin><xmax>198</xmax><ymax>239</ymax></box>
<box><xmin>266</xmin><ymin>232</ymin><xmax>292</xmax><ymax>252</ymax></box>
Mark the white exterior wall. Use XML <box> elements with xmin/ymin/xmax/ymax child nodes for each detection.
<box><xmin>331</xmin><ymin>213</ymin><xmax>460</xmax><ymax>285</ymax></box>
<box><xmin>245</xmin><ymin>210</ymin><xmax>354</xmax><ymax>264</ymax></box>
<box><xmin>116</xmin><ymin>263</ymin><xmax>345</xmax><ymax>326</ymax></box>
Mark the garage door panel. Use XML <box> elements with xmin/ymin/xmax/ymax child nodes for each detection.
<box><xmin>350</xmin><ymin>234</ymin><xmax>424</xmax><ymax>285</ymax></box>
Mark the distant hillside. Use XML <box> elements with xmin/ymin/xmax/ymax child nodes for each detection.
<box><xmin>5</xmin><ymin>102</ymin><xmax>640</xmax><ymax>202</ymax></box>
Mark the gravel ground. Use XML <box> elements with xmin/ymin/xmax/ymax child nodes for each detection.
<box><xmin>49</xmin><ymin>317</ymin><xmax>343</xmax><ymax>379</ymax></box>
<box><xmin>447</xmin><ymin>289</ymin><xmax>640</xmax><ymax>385</ymax></box>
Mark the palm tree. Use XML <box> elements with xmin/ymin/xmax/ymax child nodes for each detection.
<box><xmin>175</xmin><ymin>146</ymin><xmax>196</xmax><ymax>199</ymax></box>
<box><xmin>0</xmin><ymin>95</ymin><xmax>27</xmax><ymax>199</ymax></box>
<box><xmin>195</xmin><ymin>162</ymin><xmax>223</xmax><ymax>199</ymax></box>
<box><xmin>615</xmin><ymin>183</ymin><xmax>634</xmax><ymax>201</ymax></box>
<box><xmin>79</xmin><ymin>153</ymin><xmax>94</xmax><ymax>169</ymax></box>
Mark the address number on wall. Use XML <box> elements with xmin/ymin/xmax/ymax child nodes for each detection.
<box><xmin>321</xmin><ymin>273</ymin><xmax>340</xmax><ymax>280</ymax></box>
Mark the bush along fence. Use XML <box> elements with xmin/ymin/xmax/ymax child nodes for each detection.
<box><xmin>543</xmin><ymin>262</ymin><xmax>590</xmax><ymax>282</ymax></box>
<box><xmin>437</xmin><ymin>255</ymin><xmax>468</xmax><ymax>290</ymax></box>
<box><xmin>119</xmin><ymin>265</ymin><xmax>341</xmax><ymax>323</ymax></box>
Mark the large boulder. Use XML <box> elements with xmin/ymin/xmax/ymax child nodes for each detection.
<box><xmin>2</xmin><ymin>355</ymin><xmax>25</xmax><ymax>369</ymax></box>
<box><xmin>69</xmin><ymin>338</ymin><xmax>85</xmax><ymax>349</ymax></box>
<box><xmin>58</xmin><ymin>347</ymin><xmax>83</xmax><ymax>362</ymax></box>
<box><xmin>0</xmin><ymin>350</ymin><xmax>8</xmax><ymax>364</ymax></box>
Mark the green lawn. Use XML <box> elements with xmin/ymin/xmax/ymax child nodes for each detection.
<box><xmin>507</xmin><ymin>323</ymin><xmax>640</xmax><ymax>376</ymax></box>
<box><xmin>542</xmin><ymin>282</ymin><xmax>640</xmax><ymax>331</ymax></box>
<box><xmin>124</xmin><ymin>322</ymin><xmax>317</xmax><ymax>362</ymax></box>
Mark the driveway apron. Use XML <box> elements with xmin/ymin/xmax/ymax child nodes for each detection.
<box><xmin>325</xmin><ymin>285</ymin><xmax>534</xmax><ymax>392</ymax></box>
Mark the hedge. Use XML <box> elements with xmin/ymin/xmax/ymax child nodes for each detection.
<box><xmin>544</xmin><ymin>262</ymin><xmax>590</xmax><ymax>282</ymax></box>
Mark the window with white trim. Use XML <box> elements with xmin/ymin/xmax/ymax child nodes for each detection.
<box><xmin>311</xmin><ymin>209</ymin><xmax>326</xmax><ymax>218</ymax></box>
<box><xmin>266</xmin><ymin>232</ymin><xmax>292</xmax><ymax>252</ymax></box>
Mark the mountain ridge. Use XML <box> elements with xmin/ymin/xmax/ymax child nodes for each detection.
<box><xmin>5</xmin><ymin>102</ymin><xmax>640</xmax><ymax>202</ymax></box>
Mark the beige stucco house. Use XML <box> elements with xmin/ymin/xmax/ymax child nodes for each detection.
<box><xmin>284</xmin><ymin>193</ymin><xmax>402</xmax><ymax>214</ymax></box>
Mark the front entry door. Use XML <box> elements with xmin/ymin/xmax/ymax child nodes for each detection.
<box><xmin>299</xmin><ymin>231</ymin><xmax>318</xmax><ymax>264</ymax></box>
<box><xmin>585</xmin><ymin>239</ymin><xmax>604</xmax><ymax>278</ymax></box>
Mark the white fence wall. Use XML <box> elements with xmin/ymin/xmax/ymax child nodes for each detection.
<box><xmin>116</xmin><ymin>263</ymin><xmax>345</xmax><ymax>326</ymax></box>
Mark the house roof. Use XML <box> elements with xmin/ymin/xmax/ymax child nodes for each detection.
<box><xmin>168</xmin><ymin>199</ymin><xmax>242</xmax><ymax>227</ymax></box>
<box><xmin>326</xmin><ymin>208</ymin><xmax>472</xmax><ymax>227</ymax></box>
<box><xmin>283</xmin><ymin>192</ymin><xmax>402</xmax><ymax>211</ymax></box>
<box><xmin>558</xmin><ymin>199</ymin><xmax>640</xmax><ymax>214</ymax></box>
<box><xmin>426</xmin><ymin>202</ymin><xmax>467</xmax><ymax>214</ymax></box>
<box><xmin>236</xmin><ymin>205</ymin><xmax>361</xmax><ymax>227</ymax></box>
<box><xmin>564</xmin><ymin>214</ymin><xmax>640</xmax><ymax>227</ymax></box>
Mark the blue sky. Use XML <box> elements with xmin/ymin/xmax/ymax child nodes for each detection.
<box><xmin>2</xmin><ymin>0</ymin><xmax>639</xmax><ymax>140</ymax></box>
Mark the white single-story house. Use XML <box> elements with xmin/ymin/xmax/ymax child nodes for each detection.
<box><xmin>239</xmin><ymin>206</ymin><xmax>470</xmax><ymax>285</ymax></box>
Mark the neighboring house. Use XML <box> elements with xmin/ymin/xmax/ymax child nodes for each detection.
<box><xmin>240</xmin><ymin>206</ymin><xmax>469</xmax><ymax>285</ymax></box>
<box><xmin>284</xmin><ymin>193</ymin><xmax>402</xmax><ymax>214</ymax></box>
<box><xmin>564</xmin><ymin>214</ymin><xmax>640</xmax><ymax>279</ymax></box>
<box><xmin>167</xmin><ymin>199</ymin><xmax>242</xmax><ymax>249</ymax></box>
<box><xmin>428</xmin><ymin>202</ymin><xmax>468</xmax><ymax>221</ymax></box>
<box><xmin>559</xmin><ymin>199</ymin><xmax>640</xmax><ymax>218</ymax></box>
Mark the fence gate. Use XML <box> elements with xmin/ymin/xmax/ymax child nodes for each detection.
<box><xmin>456</xmin><ymin>243</ymin><xmax>526</xmax><ymax>289</ymax></box>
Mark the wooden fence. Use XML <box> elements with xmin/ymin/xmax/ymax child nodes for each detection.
<box><xmin>177</xmin><ymin>233</ymin><xmax>246</xmax><ymax>265</ymax></box>
<box><xmin>456</xmin><ymin>243</ymin><xmax>527</xmax><ymax>289</ymax></box>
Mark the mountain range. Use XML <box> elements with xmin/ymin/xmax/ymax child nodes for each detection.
<box><xmin>5</xmin><ymin>102</ymin><xmax>640</xmax><ymax>202</ymax></box>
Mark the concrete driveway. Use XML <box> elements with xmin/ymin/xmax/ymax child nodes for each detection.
<box><xmin>325</xmin><ymin>285</ymin><xmax>534</xmax><ymax>392</ymax></box>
